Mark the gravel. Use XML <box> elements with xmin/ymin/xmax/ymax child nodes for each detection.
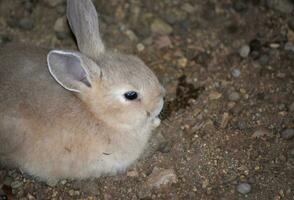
<box><xmin>228</xmin><ymin>91</ymin><xmax>241</xmax><ymax>101</ymax></box>
<box><xmin>281</xmin><ymin>129</ymin><xmax>294</xmax><ymax>140</ymax></box>
<box><xmin>266</xmin><ymin>0</ymin><xmax>294</xmax><ymax>14</ymax></box>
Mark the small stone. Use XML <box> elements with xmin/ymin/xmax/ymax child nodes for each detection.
<box><xmin>281</xmin><ymin>129</ymin><xmax>294</xmax><ymax>140</ymax></box>
<box><xmin>266</xmin><ymin>0</ymin><xmax>293</xmax><ymax>14</ymax></box>
<box><xmin>19</xmin><ymin>18</ymin><xmax>34</xmax><ymax>30</ymax></box>
<box><xmin>177</xmin><ymin>57</ymin><xmax>188</xmax><ymax>68</ymax></box>
<box><xmin>157</xmin><ymin>141</ymin><xmax>172</xmax><ymax>153</ymax></box>
<box><xmin>125</xmin><ymin>30</ymin><xmax>138</xmax><ymax>41</ymax></box>
<box><xmin>54</xmin><ymin>17</ymin><xmax>70</xmax><ymax>40</ymax></box>
<box><xmin>233</xmin><ymin>0</ymin><xmax>248</xmax><ymax>12</ymax></box>
<box><xmin>209</xmin><ymin>91</ymin><xmax>222</xmax><ymax>100</ymax></box>
<box><xmin>136</xmin><ymin>43</ymin><xmax>145</xmax><ymax>52</ymax></box>
<box><xmin>228</xmin><ymin>91</ymin><xmax>240</xmax><ymax>101</ymax></box>
<box><xmin>154</xmin><ymin>36</ymin><xmax>172</xmax><ymax>49</ymax></box>
<box><xmin>270</xmin><ymin>43</ymin><xmax>280</xmax><ymax>49</ymax></box>
<box><xmin>258</xmin><ymin>54</ymin><xmax>270</xmax><ymax>65</ymax></box>
<box><xmin>252</xmin><ymin>128</ymin><xmax>273</xmax><ymax>138</ymax></box>
<box><xmin>181</xmin><ymin>3</ymin><xmax>195</xmax><ymax>13</ymax></box>
<box><xmin>127</xmin><ymin>169</ymin><xmax>139</xmax><ymax>177</ymax></box>
<box><xmin>237</xmin><ymin>120</ymin><xmax>248</xmax><ymax>130</ymax></box>
<box><xmin>11</xmin><ymin>180</ymin><xmax>23</xmax><ymax>189</ymax></box>
<box><xmin>231</xmin><ymin>68</ymin><xmax>241</xmax><ymax>78</ymax></box>
<box><xmin>239</xmin><ymin>45</ymin><xmax>250</xmax><ymax>58</ymax></box>
<box><xmin>146</xmin><ymin>167</ymin><xmax>177</xmax><ymax>189</ymax></box>
<box><xmin>285</xmin><ymin>42</ymin><xmax>294</xmax><ymax>53</ymax></box>
<box><xmin>44</xmin><ymin>0</ymin><xmax>64</xmax><ymax>7</ymax></box>
<box><xmin>27</xmin><ymin>193</ymin><xmax>36</xmax><ymax>200</ymax></box>
<box><xmin>220</xmin><ymin>112</ymin><xmax>230</xmax><ymax>128</ymax></box>
<box><xmin>151</xmin><ymin>19</ymin><xmax>173</xmax><ymax>35</ymax></box>
<box><xmin>237</xmin><ymin>182</ymin><xmax>252</xmax><ymax>194</ymax></box>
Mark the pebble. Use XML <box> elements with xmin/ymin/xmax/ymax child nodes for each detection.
<box><xmin>27</xmin><ymin>193</ymin><xmax>36</xmax><ymax>200</ymax></box>
<box><xmin>209</xmin><ymin>91</ymin><xmax>222</xmax><ymax>100</ymax></box>
<box><xmin>44</xmin><ymin>0</ymin><xmax>64</xmax><ymax>7</ymax></box>
<box><xmin>146</xmin><ymin>167</ymin><xmax>178</xmax><ymax>189</ymax></box>
<box><xmin>228</xmin><ymin>91</ymin><xmax>241</xmax><ymax>101</ymax></box>
<box><xmin>19</xmin><ymin>18</ymin><xmax>34</xmax><ymax>30</ymax></box>
<box><xmin>258</xmin><ymin>54</ymin><xmax>270</xmax><ymax>65</ymax></box>
<box><xmin>177</xmin><ymin>57</ymin><xmax>188</xmax><ymax>68</ymax></box>
<box><xmin>136</xmin><ymin>43</ymin><xmax>145</xmax><ymax>52</ymax></box>
<box><xmin>284</xmin><ymin>42</ymin><xmax>294</xmax><ymax>53</ymax></box>
<box><xmin>237</xmin><ymin>182</ymin><xmax>252</xmax><ymax>194</ymax></box>
<box><xmin>11</xmin><ymin>180</ymin><xmax>23</xmax><ymax>189</ymax></box>
<box><xmin>181</xmin><ymin>3</ymin><xmax>195</xmax><ymax>14</ymax></box>
<box><xmin>266</xmin><ymin>0</ymin><xmax>294</xmax><ymax>14</ymax></box>
<box><xmin>157</xmin><ymin>141</ymin><xmax>172</xmax><ymax>153</ymax></box>
<box><xmin>281</xmin><ymin>129</ymin><xmax>294</xmax><ymax>140</ymax></box>
<box><xmin>54</xmin><ymin>17</ymin><xmax>70</xmax><ymax>40</ymax></box>
<box><xmin>233</xmin><ymin>0</ymin><xmax>248</xmax><ymax>12</ymax></box>
<box><xmin>239</xmin><ymin>45</ymin><xmax>250</xmax><ymax>58</ymax></box>
<box><xmin>252</xmin><ymin>129</ymin><xmax>273</xmax><ymax>138</ymax></box>
<box><xmin>231</xmin><ymin>68</ymin><xmax>241</xmax><ymax>78</ymax></box>
<box><xmin>151</xmin><ymin>19</ymin><xmax>173</xmax><ymax>35</ymax></box>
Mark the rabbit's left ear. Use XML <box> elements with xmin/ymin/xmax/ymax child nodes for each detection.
<box><xmin>67</xmin><ymin>0</ymin><xmax>105</xmax><ymax>59</ymax></box>
<box><xmin>47</xmin><ymin>50</ymin><xmax>100</xmax><ymax>93</ymax></box>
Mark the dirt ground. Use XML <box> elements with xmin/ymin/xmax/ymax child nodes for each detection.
<box><xmin>0</xmin><ymin>0</ymin><xmax>294</xmax><ymax>199</ymax></box>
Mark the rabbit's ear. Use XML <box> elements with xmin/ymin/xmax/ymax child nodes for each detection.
<box><xmin>47</xmin><ymin>50</ymin><xmax>96</xmax><ymax>93</ymax></box>
<box><xmin>67</xmin><ymin>0</ymin><xmax>105</xmax><ymax>58</ymax></box>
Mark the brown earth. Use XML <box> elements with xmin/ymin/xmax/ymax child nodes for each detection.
<box><xmin>0</xmin><ymin>0</ymin><xmax>293</xmax><ymax>199</ymax></box>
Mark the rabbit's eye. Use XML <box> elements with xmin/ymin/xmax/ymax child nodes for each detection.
<box><xmin>124</xmin><ymin>91</ymin><xmax>138</xmax><ymax>100</ymax></box>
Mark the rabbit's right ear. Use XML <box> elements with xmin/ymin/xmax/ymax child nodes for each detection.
<box><xmin>67</xmin><ymin>0</ymin><xmax>105</xmax><ymax>59</ymax></box>
<box><xmin>47</xmin><ymin>50</ymin><xmax>100</xmax><ymax>93</ymax></box>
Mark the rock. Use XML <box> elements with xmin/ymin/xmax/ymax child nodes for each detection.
<box><xmin>237</xmin><ymin>182</ymin><xmax>252</xmax><ymax>194</ymax></box>
<box><xmin>157</xmin><ymin>141</ymin><xmax>172</xmax><ymax>153</ymax></box>
<box><xmin>266</xmin><ymin>0</ymin><xmax>293</xmax><ymax>14</ymax></box>
<box><xmin>146</xmin><ymin>167</ymin><xmax>178</xmax><ymax>189</ymax></box>
<box><xmin>177</xmin><ymin>57</ymin><xmax>188</xmax><ymax>68</ymax></box>
<box><xmin>285</xmin><ymin>42</ymin><xmax>294</xmax><ymax>53</ymax></box>
<box><xmin>11</xmin><ymin>180</ymin><xmax>23</xmax><ymax>189</ymax></box>
<box><xmin>125</xmin><ymin>29</ymin><xmax>138</xmax><ymax>41</ymax></box>
<box><xmin>181</xmin><ymin>3</ymin><xmax>195</xmax><ymax>13</ymax></box>
<box><xmin>252</xmin><ymin>128</ymin><xmax>273</xmax><ymax>138</ymax></box>
<box><xmin>231</xmin><ymin>68</ymin><xmax>241</xmax><ymax>78</ymax></box>
<box><xmin>209</xmin><ymin>91</ymin><xmax>222</xmax><ymax>100</ymax></box>
<box><xmin>239</xmin><ymin>45</ymin><xmax>250</xmax><ymax>58</ymax></box>
<box><xmin>233</xmin><ymin>0</ymin><xmax>249</xmax><ymax>12</ymax></box>
<box><xmin>281</xmin><ymin>129</ymin><xmax>294</xmax><ymax>140</ymax></box>
<box><xmin>154</xmin><ymin>36</ymin><xmax>172</xmax><ymax>49</ymax></box>
<box><xmin>19</xmin><ymin>18</ymin><xmax>34</xmax><ymax>30</ymax></box>
<box><xmin>151</xmin><ymin>19</ymin><xmax>173</xmax><ymax>35</ymax></box>
<box><xmin>220</xmin><ymin>112</ymin><xmax>230</xmax><ymax>128</ymax></box>
<box><xmin>258</xmin><ymin>54</ymin><xmax>270</xmax><ymax>65</ymax></box>
<box><xmin>228</xmin><ymin>91</ymin><xmax>241</xmax><ymax>101</ymax></box>
<box><xmin>44</xmin><ymin>0</ymin><xmax>64</xmax><ymax>7</ymax></box>
<box><xmin>27</xmin><ymin>193</ymin><xmax>36</xmax><ymax>200</ymax></box>
<box><xmin>54</xmin><ymin>17</ymin><xmax>70</xmax><ymax>40</ymax></box>
<box><xmin>136</xmin><ymin>43</ymin><xmax>145</xmax><ymax>52</ymax></box>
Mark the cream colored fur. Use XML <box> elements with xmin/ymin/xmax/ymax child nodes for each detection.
<box><xmin>0</xmin><ymin>0</ymin><xmax>164</xmax><ymax>184</ymax></box>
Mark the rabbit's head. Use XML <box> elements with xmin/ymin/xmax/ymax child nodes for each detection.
<box><xmin>47</xmin><ymin>0</ymin><xmax>164</xmax><ymax>130</ymax></box>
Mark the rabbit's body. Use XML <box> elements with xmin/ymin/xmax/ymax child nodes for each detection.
<box><xmin>0</xmin><ymin>44</ymin><xmax>154</xmax><ymax>183</ymax></box>
<box><xmin>0</xmin><ymin>0</ymin><xmax>164</xmax><ymax>183</ymax></box>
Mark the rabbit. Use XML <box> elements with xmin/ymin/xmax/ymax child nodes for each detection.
<box><xmin>0</xmin><ymin>0</ymin><xmax>165</xmax><ymax>184</ymax></box>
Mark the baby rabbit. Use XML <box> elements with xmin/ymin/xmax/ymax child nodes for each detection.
<box><xmin>0</xmin><ymin>0</ymin><xmax>164</xmax><ymax>184</ymax></box>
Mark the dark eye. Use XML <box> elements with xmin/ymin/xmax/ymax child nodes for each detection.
<box><xmin>124</xmin><ymin>91</ymin><xmax>138</xmax><ymax>100</ymax></box>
